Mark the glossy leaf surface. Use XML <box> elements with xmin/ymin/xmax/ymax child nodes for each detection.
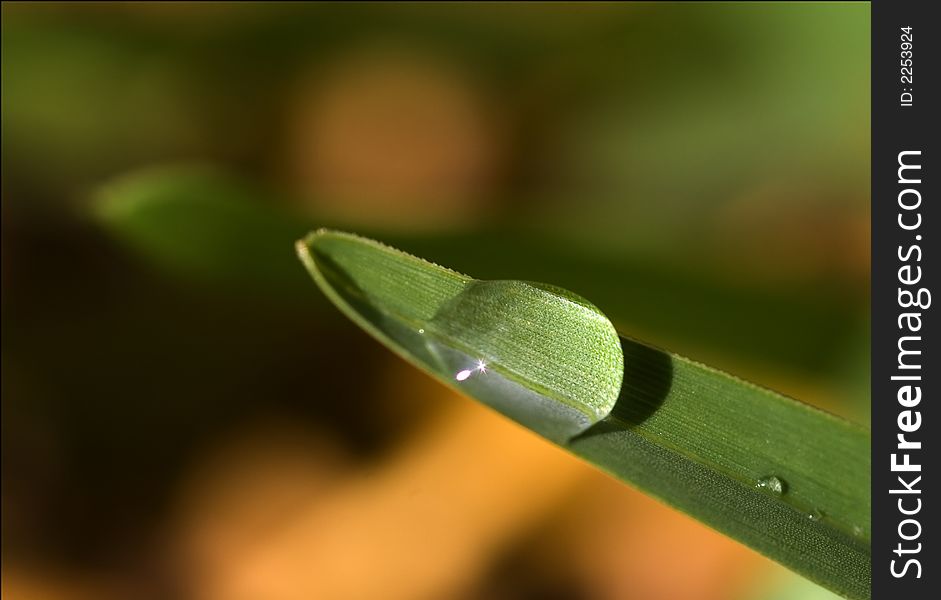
<box><xmin>298</xmin><ymin>229</ymin><xmax>871</xmax><ymax>600</ymax></box>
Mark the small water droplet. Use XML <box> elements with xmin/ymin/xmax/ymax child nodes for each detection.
<box><xmin>418</xmin><ymin>328</ymin><xmax>424</xmax><ymax>334</ymax></box>
<box><xmin>756</xmin><ymin>475</ymin><xmax>786</xmax><ymax>495</ymax></box>
<box><xmin>455</xmin><ymin>369</ymin><xmax>473</xmax><ymax>381</ymax></box>
<box><xmin>808</xmin><ymin>509</ymin><xmax>826</xmax><ymax>522</ymax></box>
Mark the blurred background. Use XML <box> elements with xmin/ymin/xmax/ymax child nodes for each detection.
<box><xmin>2</xmin><ymin>3</ymin><xmax>869</xmax><ymax>599</ymax></box>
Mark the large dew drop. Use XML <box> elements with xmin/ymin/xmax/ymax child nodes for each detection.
<box><xmin>428</xmin><ymin>280</ymin><xmax>623</xmax><ymax>424</ymax></box>
<box><xmin>298</xmin><ymin>231</ymin><xmax>624</xmax><ymax>442</ymax></box>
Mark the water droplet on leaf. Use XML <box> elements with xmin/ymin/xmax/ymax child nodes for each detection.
<box><xmin>808</xmin><ymin>509</ymin><xmax>826</xmax><ymax>522</ymax></box>
<box><xmin>756</xmin><ymin>475</ymin><xmax>786</xmax><ymax>495</ymax></box>
<box><xmin>297</xmin><ymin>231</ymin><xmax>623</xmax><ymax>443</ymax></box>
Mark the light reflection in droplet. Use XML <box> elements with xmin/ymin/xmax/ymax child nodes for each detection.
<box><xmin>456</xmin><ymin>359</ymin><xmax>489</xmax><ymax>382</ymax></box>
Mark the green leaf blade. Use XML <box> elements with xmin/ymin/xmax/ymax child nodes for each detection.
<box><xmin>296</xmin><ymin>229</ymin><xmax>870</xmax><ymax>599</ymax></box>
<box><xmin>571</xmin><ymin>338</ymin><xmax>870</xmax><ymax>599</ymax></box>
<box><xmin>297</xmin><ymin>229</ymin><xmax>624</xmax><ymax>442</ymax></box>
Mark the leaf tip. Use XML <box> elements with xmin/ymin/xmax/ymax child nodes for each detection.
<box><xmin>295</xmin><ymin>230</ymin><xmax>330</xmax><ymax>280</ymax></box>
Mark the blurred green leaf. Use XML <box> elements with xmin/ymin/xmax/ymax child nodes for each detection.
<box><xmin>94</xmin><ymin>166</ymin><xmax>313</xmax><ymax>293</ymax></box>
<box><xmin>92</xmin><ymin>167</ymin><xmax>862</xmax><ymax>382</ymax></box>
<box><xmin>299</xmin><ymin>229</ymin><xmax>871</xmax><ymax>600</ymax></box>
